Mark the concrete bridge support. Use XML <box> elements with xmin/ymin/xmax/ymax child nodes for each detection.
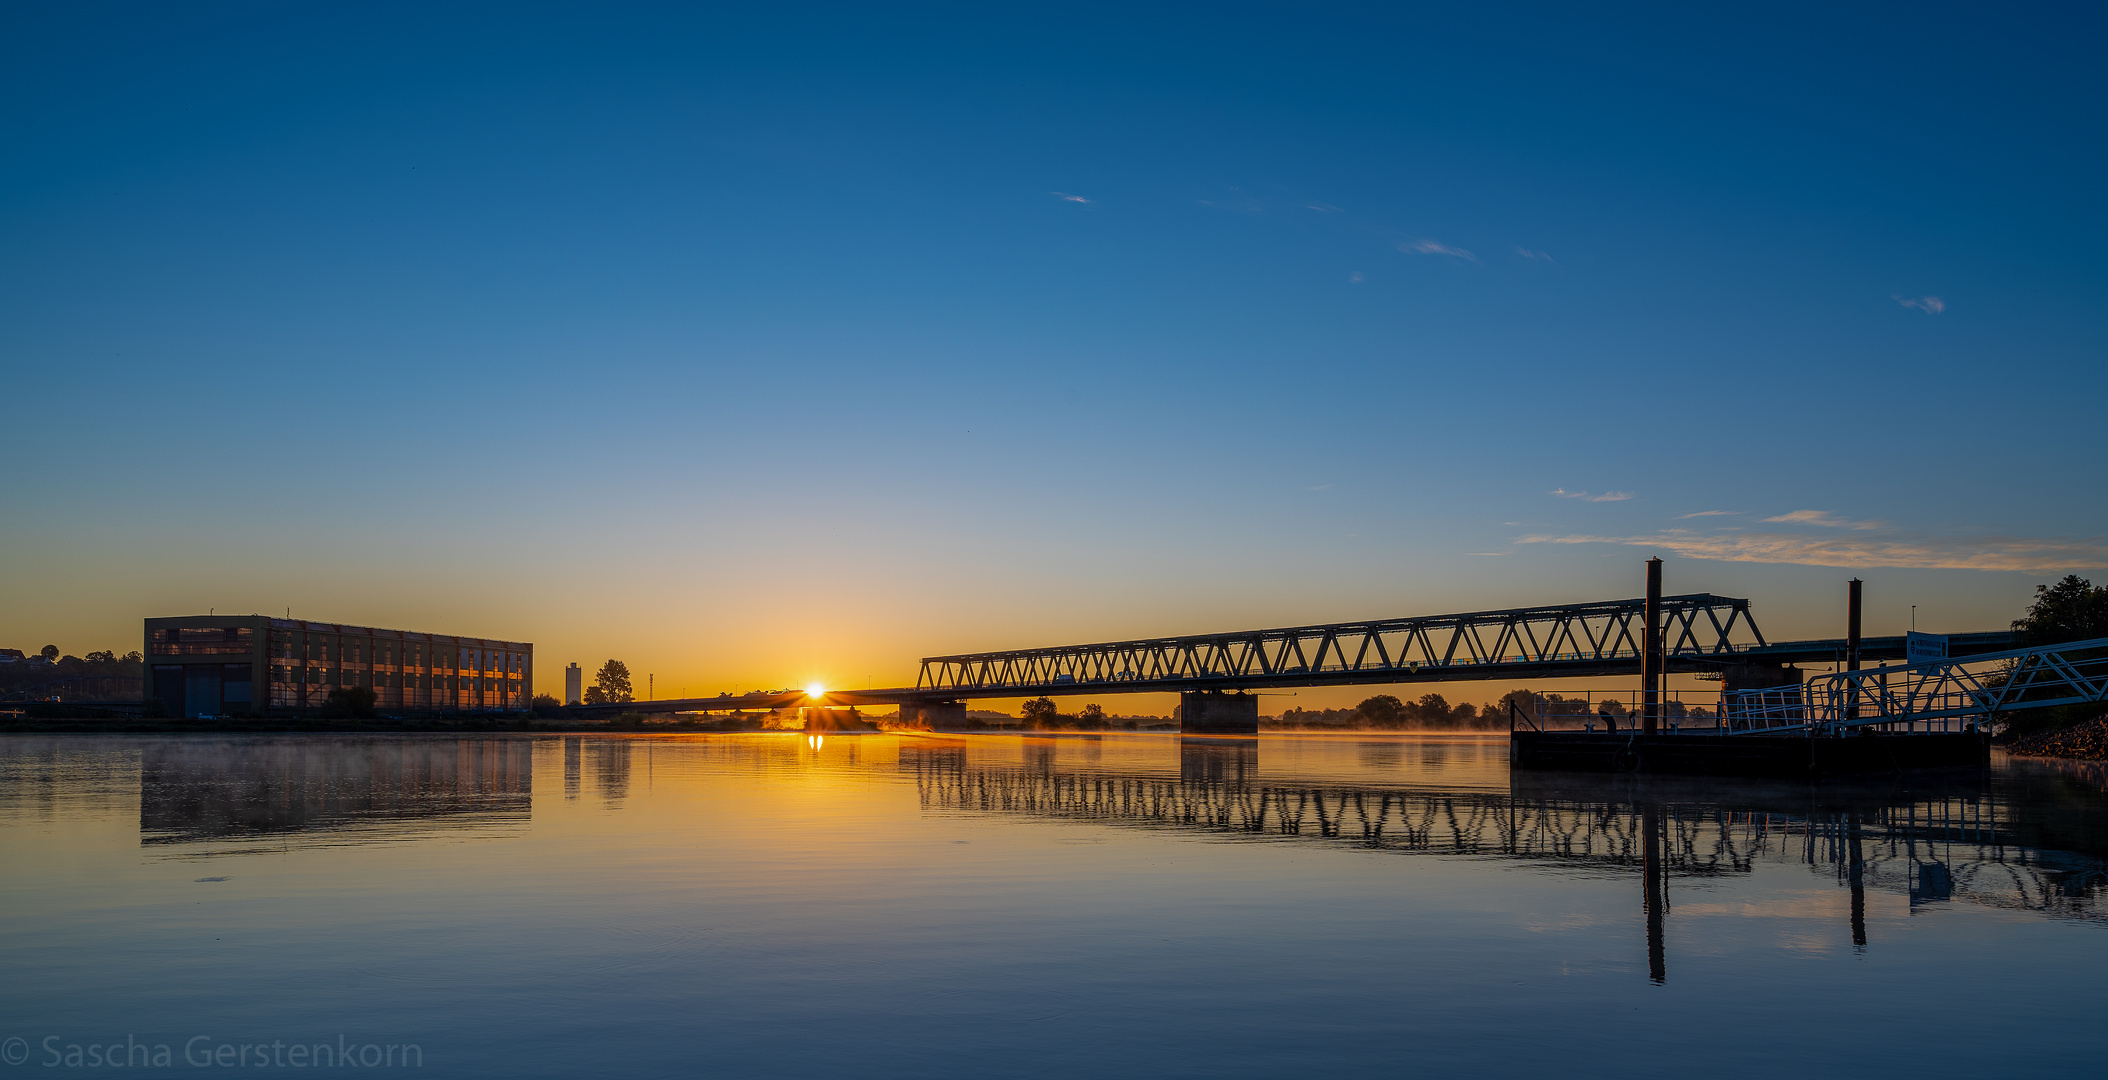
<box><xmin>899</xmin><ymin>699</ymin><xmax>969</xmax><ymax>731</ymax></box>
<box><xmin>1179</xmin><ymin>690</ymin><xmax>1259</xmax><ymax>734</ymax></box>
<box><xmin>1720</xmin><ymin>660</ymin><xmax>1803</xmax><ymax>697</ymax></box>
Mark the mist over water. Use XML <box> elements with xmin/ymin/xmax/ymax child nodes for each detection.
<box><xmin>2</xmin><ymin>733</ymin><xmax>2103</xmax><ymax>1078</ymax></box>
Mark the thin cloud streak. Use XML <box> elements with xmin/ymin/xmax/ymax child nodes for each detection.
<box><xmin>1515</xmin><ymin>530</ymin><xmax>2108</xmax><ymax>573</ymax></box>
<box><xmin>1052</xmin><ymin>192</ymin><xmax>1093</xmax><ymax>205</ymax></box>
<box><xmin>1551</xmin><ymin>488</ymin><xmax>1634</xmax><ymax>502</ymax></box>
<box><xmin>1402</xmin><ymin>239</ymin><xmax>1478</xmax><ymax>262</ymax></box>
<box><xmin>1680</xmin><ymin>510</ymin><xmax>1739</xmax><ymax>518</ymax></box>
<box><xmin>1764</xmin><ymin>509</ymin><xmax>1882</xmax><ymax>530</ymax></box>
<box><xmin>1514</xmin><ymin>247</ymin><xmax>1554</xmax><ymax>261</ymax></box>
<box><xmin>1894</xmin><ymin>294</ymin><xmax>1946</xmax><ymax>314</ymax></box>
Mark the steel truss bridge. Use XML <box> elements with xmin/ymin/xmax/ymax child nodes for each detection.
<box><xmin>902</xmin><ymin>746</ymin><xmax>2108</xmax><ymax>933</ymax></box>
<box><xmin>913</xmin><ymin>594</ymin><xmax>1765</xmax><ymax>699</ymax></box>
<box><xmin>573</xmin><ymin>592</ymin><xmax>2018</xmax><ymax>716</ymax></box>
<box><xmin>1725</xmin><ymin>636</ymin><xmax>2108</xmax><ymax>734</ymax></box>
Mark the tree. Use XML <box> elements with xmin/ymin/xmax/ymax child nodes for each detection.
<box><xmin>1355</xmin><ymin>694</ymin><xmax>1405</xmax><ymax>728</ymax></box>
<box><xmin>594</xmin><ymin>660</ymin><xmax>634</xmax><ymax>704</ymax></box>
<box><xmin>1495</xmin><ymin>689</ymin><xmax>1543</xmax><ymax>727</ymax></box>
<box><xmin>2013</xmin><ymin>575</ymin><xmax>2108</xmax><ymax>646</ymax></box>
<box><xmin>1021</xmin><ymin>697</ymin><xmax>1058</xmax><ymax>728</ymax></box>
<box><xmin>85</xmin><ymin>650</ymin><xmax>115</xmax><ymax>664</ymax></box>
<box><xmin>583</xmin><ymin>686</ymin><xmax>609</xmax><ymax>705</ymax></box>
<box><xmin>2002</xmin><ymin>576</ymin><xmax>2108</xmax><ymax>735</ymax></box>
<box><xmin>530</xmin><ymin>693</ymin><xmax>563</xmax><ymax>718</ymax></box>
<box><xmin>1414</xmin><ymin>693</ymin><xmax>1449</xmax><ymax>726</ymax></box>
<box><xmin>1077</xmin><ymin>703</ymin><xmax>1109</xmax><ymax>729</ymax></box>
<box><xmin>39</xmin><ymin>645</ymin><xmax>57</xmax><ymax>662</ymax></box>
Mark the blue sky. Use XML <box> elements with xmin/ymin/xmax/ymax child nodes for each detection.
<box><xmin>3</xmin><ymin>3</ymin><xmax>2102</xmax><ymax>699</ymax></box>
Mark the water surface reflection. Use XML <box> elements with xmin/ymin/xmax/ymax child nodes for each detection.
<box><xmin>903</xmin><ymin>734</ymin><xmax>2108</xmax><ymax>980</ymax></box>
<box><xmin>139</xmin><ymin>736</ymin><xmax>533</xmax><ymax>850</ymax></box>
<box><xmin>4</xmin><ymin>732</ymin><xmax>2105</xmax><ymax>1079</ymax></box>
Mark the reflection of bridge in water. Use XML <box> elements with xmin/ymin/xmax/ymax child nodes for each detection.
<box><xmin>140</xmin><ymin>737</ymin><xmax>534</xmax><ymax>849</ymax></box>
<box><xmin>904</xmin><ymin>738</ymin><xmax>2108</xmax><ymax>977</ymax></box>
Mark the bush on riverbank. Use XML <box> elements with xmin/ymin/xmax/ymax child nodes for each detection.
<box><xmin>2005</xmin><ymin>717</ymin><xmax>2108</xmax><ymax>760</ymax></box>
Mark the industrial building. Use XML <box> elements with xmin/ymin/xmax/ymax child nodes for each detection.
<box><xmin>144</xmin><ymin>615</ymin><xmax>532</xmax><ymax>718</ymax></box>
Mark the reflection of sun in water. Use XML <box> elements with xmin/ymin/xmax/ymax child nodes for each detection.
<box><xmin>807</xmin><ymin>734</ymin><xmax>824</xmax><ymax>750</ymax></box>
<box><xmin>806</xmin><ymin>683</ymin><xmax>826</xmax><ymax>699</ymax></box>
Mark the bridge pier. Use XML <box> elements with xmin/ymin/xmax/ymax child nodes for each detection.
<box><xmin>899</xmin><ymin>699</ymin><xmax>969</xmax><ymax>731</ymax></box>
<box><xmin>1179</xmin><ymin>690</ymin><xmax>1259</xmax><ymax>734</ymax></box>
<box><xmin>1720</xmin><ymin>660</ymin><xmax>1802</xmax><ymax>696</ymax></box>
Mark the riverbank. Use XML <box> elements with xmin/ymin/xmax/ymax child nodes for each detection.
<box><xmin>2004</xmin><ymin>718</ymin><xmax>2108</xmax><ymax>760</ymax></box>
<box><xmin>0</xmin><ymin>715</ymin><xmax>768</xmax><ymax>735</ymax></box>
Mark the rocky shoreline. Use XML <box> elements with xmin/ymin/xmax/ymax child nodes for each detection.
<box><xmin>2004</xmin><ymin>717</ymin><xmax>2108</xmax><ymax>761</ymax></box>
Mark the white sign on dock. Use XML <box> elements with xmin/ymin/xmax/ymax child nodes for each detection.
<box><xmin>1906</xmin><ymin>632</ymin><xmax>1949</xmax><ymax>665</ymax></box>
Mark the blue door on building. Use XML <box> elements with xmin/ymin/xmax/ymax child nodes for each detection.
<box><xmin>183</xmin><ymin>671</ymin><xmax>220</xmax><ymax>718</ymax></box>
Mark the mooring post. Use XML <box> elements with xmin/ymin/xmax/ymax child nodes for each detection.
<box><xmin>1642</xmin><ymin>558</ymin><xmax>1663</xmax><ymax>736</ymax></box>
<box><xmin>1846</xmin><ymin>579</ymin><xmax>1862</xmax><ymax>672</ymax></box>
<box><xmin>1845</xmin><ymin>579</ymin><xmax>1863</xmax><ymax>727</ymax></box>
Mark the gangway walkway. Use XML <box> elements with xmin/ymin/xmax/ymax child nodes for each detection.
<box><xmin>1724</xmin><ymin>636</ymin><xmax>2108</xmax><ymax>734</ymax></box>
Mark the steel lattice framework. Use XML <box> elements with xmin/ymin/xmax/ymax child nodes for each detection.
<box><xmin>915</xmin><ymin>594</ymin><xmax>1765</xmax><ymax>696</ymax></box>
<box><xmin>1724</xmin><ymin>636</ymin><xmax>2108</xmax><ymax>733</ymax></box>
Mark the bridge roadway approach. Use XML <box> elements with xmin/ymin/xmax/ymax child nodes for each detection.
<box><xmin>570</xmin><ymin>592</ymin><xmax>2017</xmax><ymax>727</ymax></box>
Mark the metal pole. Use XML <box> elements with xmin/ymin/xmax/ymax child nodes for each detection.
<box><xmin>1846</xmin><ymin>579</ymin><xmax>1863</xmax><ymax>672</ymax></box>
<box><xmin>1845</xmin><ymin>579</ymin><xmax>1862</xmax><ymax>728</ymax></box>
<box><xmin>1643</xmin><ymin>558</ymin><xmax>1662</xmax><ymax>736</ymax></box>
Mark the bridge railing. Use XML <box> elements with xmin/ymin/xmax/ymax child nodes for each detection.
<box><xmin>1724</xmin><ymin>636</ymin><xmax>2108</xmax><ymax>734</ymax></box>
<box><xmin>1511</xmin><ymin>690</ymin><xmax>1721</xmax><ymax>733</ymax></box>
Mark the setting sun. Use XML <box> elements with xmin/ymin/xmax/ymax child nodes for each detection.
<box><xmin>805</xmin><ymin>683</ymin><xmax>826</xmax><ymax>699</ymax></box>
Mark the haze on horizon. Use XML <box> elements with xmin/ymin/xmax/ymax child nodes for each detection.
<box><xmin>2</xmin><ymin>3</ymin><xmax>2102</xmax><ymax>709</ymax></box>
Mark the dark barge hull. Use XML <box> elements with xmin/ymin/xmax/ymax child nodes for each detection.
<box><xmin>1510</xmin><ymin>731</ymin><xmax>1989</xmax><ymax>777</ymax></box>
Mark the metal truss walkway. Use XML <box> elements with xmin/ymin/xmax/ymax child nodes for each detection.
<box><xmin>914</xmin><ymin>594</ymin><xmax>1766</xmax><ymax>698</ymax></box>
<box><xmin>1725</xmin><ymin>636</ymin><xmax>2108</xmax><ymax>734</ymax></box>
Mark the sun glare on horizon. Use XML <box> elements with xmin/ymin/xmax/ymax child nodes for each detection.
<box><xmin>806</xmin><ymin>683</ymin><xmax>826</xmax><ymax>698</ymax></box>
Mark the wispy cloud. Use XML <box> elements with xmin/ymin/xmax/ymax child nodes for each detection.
<box><xmin>1051</xmin><ymin>192</ymin><xmax>1093</xmax><ymax>205</ymax></box>
<box><xmin>1401</xmin><ymin>239</ymin><xmax>1478</xmax><ymax>262</ymax></box>
<box><xmin>1515</xmin><ymin>529</ymin><xmax>2108</xmax><ymax>573</ymax></box>
<box><xmin>1680</xmin><ymin>510</ymin><xmax>1739</xmax><ymax>518</ymax></box>
<box><xmin>1763</xmin><ymin>509</ymin><xmax>1883</xmax><ymax>531</ymax></box>
<box><xmin>1305</xmin><ymin>202</ymin><xmax>1343</xmax><ymax>213</ymax></box>
<box><xmin>1551</xmin><ymin>488</ymin><xmax>1634</xmax><ymax>502</ymax></box>
<box><xmin>1894</xmin><ymin>294</ymin><xmax>1946</xmax><ymax>314</ymax></box>
<box><xmin>1514</xmin><ymin>247</ymin><xmax>1554</xmax><ymax>262</ymax></box>
<box><xmin>1348</xmin><ymin>271</ymin><xmax>1365</xmax><ymax>284</ymax></box>
<box><xmin>1467</xmin><ymin>552</ymin><xmax>1507</xmax><ymax>556</ymax></box>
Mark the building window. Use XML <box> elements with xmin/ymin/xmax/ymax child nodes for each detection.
<box><xmin>150</xmin><ymin>627</ymin><xmax>253</xmax><ymax>656</ymax></box>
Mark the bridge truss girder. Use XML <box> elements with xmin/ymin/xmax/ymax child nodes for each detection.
<box><xmin>915</xmin><ymin>594</ymin><xmax>1764</xmax><ymax>697</ymax></box>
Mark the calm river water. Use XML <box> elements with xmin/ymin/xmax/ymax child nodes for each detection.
<box><xmin>2</xmin><ymin>732</ymin><xmax>2104</xmax><ymax>1077</ymax></box>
